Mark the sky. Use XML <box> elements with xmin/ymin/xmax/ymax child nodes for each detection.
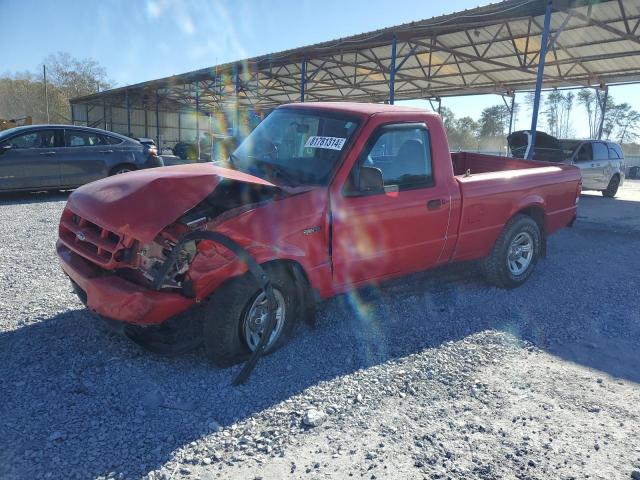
<box><xmin>2</xmin><ymin>0</ymin><xmax>639</xmax><ymax>138</ymax></box>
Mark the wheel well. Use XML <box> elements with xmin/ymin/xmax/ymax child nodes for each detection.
<box><xmin>262</xmin><ymin>259</ymin><xmax>316</xmax><ymax>327</ymax></box>
<box><xmin>109</xmin><ymin>163</ymin><xmax>137</xmax><ymax>176</ymax></box>
<box><xmin>515</xmin><ymin>205</ymin><xmax>546</xmax><ymax>257</ymax></box>
<box><xmin>517</xmin><ymin>206</ymin><xmax>545</xmax><ymax>233</ymax></box>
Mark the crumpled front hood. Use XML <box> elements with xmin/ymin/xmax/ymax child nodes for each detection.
<box><xmin>66</xmin><ymin>163</ymin><xmax>276</xmax><ymax>243</ymax></box>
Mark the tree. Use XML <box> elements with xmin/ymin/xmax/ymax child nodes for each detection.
<box><xmin>439</xmin><ymin>106</ymin><xmax>456</xmax><ymax>132</ymax></box>
<box><xmin>448</xmin><ymin>116</ymin><xmax>479</xmax><ymax>150</ymax></box>
<box><xmin>577</xmin><ymin>89</ymin><xmax>640</xmax><ymax>142</ymax></box>
<box><xmin>577</xmin><ymin>89</ymin><xmax>601</xmax><ymax>138</ymax></box>
<box><xmin>603</xmin><ymin>101</ymin><xmax>640</xmax><ymax>144</ymax></box>
<box><xmin>0</xmin><ymin>52</ymin><xmax>112</xmax><ymax>124</ymax></box>
<box><xmin>43</xmin><ymin>52</ymin><xmax>112</xmax><ymax>99</ymax></box>
<box><xmin>544</xmin><ymin>90</ymin><xmax>574</xmax><ymax>138</ymax></box>
<box><xmin>479</xmin><ymin>105</ymin><xmax>510</xmax><ymax>137</ymax></box>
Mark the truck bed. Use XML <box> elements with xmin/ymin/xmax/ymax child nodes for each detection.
<box><xmin>446</xmin><ymin>152</ymin><xmax>581</xmax><ymax>263</ymax></box>
<box><xmin>451</xmin><ymin>151</ymin><xmax>555</xmax><ymax>176</ymax></box>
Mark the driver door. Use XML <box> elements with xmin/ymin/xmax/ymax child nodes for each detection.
<box><xmin>331</xmin><ymin>123</ymin><xmax>451</xmax><ymax>287</ymax></box>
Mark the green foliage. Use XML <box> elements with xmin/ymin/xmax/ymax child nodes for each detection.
<box><xmin>478</xmin><ymin>105</ymin><xmax>510</xmax><ymax>137</ymax></box>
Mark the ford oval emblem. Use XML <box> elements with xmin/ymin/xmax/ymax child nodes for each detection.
<box><xmin>76</xmin><ymin>231</ymin><xmax>86</xmax><ymax>241</ymax></box>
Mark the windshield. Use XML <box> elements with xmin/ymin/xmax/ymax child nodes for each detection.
<box><xmin>229</xmin><ymin>109</ymin><xmax>360</xmax><ymax>186</ymax></box>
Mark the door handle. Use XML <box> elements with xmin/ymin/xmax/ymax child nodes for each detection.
<box><xmin>39</xmin><ymin>151</ymin><xmax>56</xmax><ymax>156</ymax></box>
<box><xmin>99</xmin><ymin>149</ymin><xmax>114</xmax><ymax>153</ymax></box>
<box><xmin>427</xmin><ymin>199</ymin><xmax>443</xmax><ymax>210</ymax></box>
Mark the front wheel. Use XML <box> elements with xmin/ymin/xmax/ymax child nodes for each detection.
<box><xmin>601</xmin><ymin>175</ymin><xmax>620</xmax><ymax>198</ymax></box>
<box><xmin>203</xmin><ymin>264</ymin><xmax>297</xmax><ymax>367</ymax></box>
<box><xmin>481</xmin><ymin>214</ymin><xmax>541</xmax><ymax>289</ymax></box>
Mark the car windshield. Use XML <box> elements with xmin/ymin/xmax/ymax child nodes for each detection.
<box><xmin>228</xmin><ymin>109</ymin><xmax>360</xmax><ymax>186</ymax></box>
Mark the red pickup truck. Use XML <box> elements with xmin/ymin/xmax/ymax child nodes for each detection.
<box><xmin>57</xmin><ymin>102</ymin><xmax>581</xmax><ymax>365</ymax></box>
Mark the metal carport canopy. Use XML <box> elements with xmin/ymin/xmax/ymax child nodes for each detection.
<box><xmin>71</xmin><ymin>0</ymin><xmax>640</xmax><ymax>112</ymax></box>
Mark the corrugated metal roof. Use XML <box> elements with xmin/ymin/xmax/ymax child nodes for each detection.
<box><xmin>72</xmin><ymin>0</ymin><xmax>640</xmax><ymax>112</ymax></box>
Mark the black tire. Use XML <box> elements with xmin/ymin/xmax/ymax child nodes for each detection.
<box><xmin>203</xmin><ymin>263</ymin><xmax>297</xmax><ymax>367</ymax></box>
<box><xmin>109</xmin><ymin>164</ymin><xmax>137</xmax><ymax>176</ymax></box>
<box><xmin>602</xmin><ymin>175</ymin><xmax>620</xmax><ymax>198</ymax></box>
<box><xmin>480</xmin><ymin>214</ymin><xmax>541</xmax><ymax>289</ymax></box>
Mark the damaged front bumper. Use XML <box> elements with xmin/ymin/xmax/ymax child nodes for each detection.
<box><xmin>57</xmin><ymin>241</ymin><xmax>195</xmax><ymax>325</ymax></box>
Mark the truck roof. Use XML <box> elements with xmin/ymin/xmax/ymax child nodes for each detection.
<box><xmin>282</xmin><ymin>101</ymin><xmax>435</xmax><ymax>118</ymax></box>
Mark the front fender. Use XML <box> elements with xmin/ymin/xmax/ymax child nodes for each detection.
<box><xmin>186</xmin><ymin>237</ymin><xmax>308</xmax><ymax>301</ymax></box>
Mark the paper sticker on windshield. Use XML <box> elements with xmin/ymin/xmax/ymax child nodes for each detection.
<box><xmin>305</xmin><ymin>136</ymin><xmax>346</xmax><ymax>151</ymax></box>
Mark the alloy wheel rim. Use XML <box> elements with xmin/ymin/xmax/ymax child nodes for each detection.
<box><xmin>507</xmin><ymin>231</ymin><xmax>534</xmax><ymax>276</ymax></box>
<box><xmin>242</xmin><ymin>288</ymin><xmax>286</xmax><ymax>352</ymax></box>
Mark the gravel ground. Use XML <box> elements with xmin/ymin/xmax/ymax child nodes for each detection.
<box><xmin>0</xmin><ymin>181</ymin><xmax>639</xmax><ymax>480</ymax></box>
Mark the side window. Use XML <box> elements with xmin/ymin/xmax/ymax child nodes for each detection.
<box><xmin>575</xmin><ymin>144</ymin><xmax>592</xmax><ymax>162</ymax></box>
<box><xmin>2</xmin><ymin>130</ymin><xmax>56</xmax><ymax>149</ymax></box>
<box><xmin>105</xmin><ymin>135</ymin><xmax>123</xmax><ymax>145</ymax></box>
<box><xmin>360</xmin><ymin>127</ymin><xmax>433</xmax><ymax>192</ymax></box>
<box><xmin>608</xmin><ymin>144</ymin><xmax>622</xmax><ymax>159</ymax></box>
<box><xmin>65</xmin><ymin>131</ymin><xmax>107</xmax><ymax>147</ymax></box>
<box><xmin>593</xmin><ymin>142</ymin><xmax>608</xmax><ymax>161</ymax></box>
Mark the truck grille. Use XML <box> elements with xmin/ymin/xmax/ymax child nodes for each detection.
<box><xmin>59</xmin><ymin>209</ymin><xmax>135</xmax><ymax>269</ymax></box>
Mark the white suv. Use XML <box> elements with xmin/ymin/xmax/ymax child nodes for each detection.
<box><xmin>559</xmin><ymin>140</ymin><xmax>625</xmax><ymax>197</ymax></box>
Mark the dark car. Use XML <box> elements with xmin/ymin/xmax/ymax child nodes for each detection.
<box><xmin>507</xmin><ymin>130</ymin><xmax>565</xmax><ymax>163</ymax></box>
<box><xmin>0</xmin><ymin>125</ymin><xmax>164</xmax><ymax>192</ymax></box>
<box><xmin>173</xmin><ymin>139</ymin><xmax>210</xmax><ymax>161</ymax></box>
<box><xmin>173</xmin><ymin>134</ymin><xmax>239</xmax><ymax>161</ymax></box>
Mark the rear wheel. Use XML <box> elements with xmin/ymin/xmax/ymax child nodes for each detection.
<box><xmin>601</xmin><ymin>175</ymin><xmax>620</xmax><ymax>198</ymax></box>
<box><xmin>203</xmin><ymin>264</ymin><xmax>297</xmax><ymax>366</ymax></box>
<box><xmin>109</xmin><ymin>164</ymin><xmax>137</xmax><ymax>176</ymax></box>
<box><xmin>481</xmin><ymin>214</ymin><xmax>541</xmax><ymax>289</ymax></box>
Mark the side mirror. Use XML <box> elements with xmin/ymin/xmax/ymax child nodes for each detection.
<box><xmin>359</xmin><ymin>166</ymin><xmax>384</xmax><ymax>193</ymax></box>
<box><xmin>0</xmin><ymin>145</ymin><xmax>12</xmax><ymax>155</ymax></box>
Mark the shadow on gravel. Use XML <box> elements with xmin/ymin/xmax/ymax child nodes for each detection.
<box><xmin>578</xmin><ymin>192</ymin><xmax>640</xmax><ymax>233</ymax></box>
<box><xmin>0</xmin><ymin>226</ymin><xmax>639</xmax><ymax>478</ymax></box>
<box><xmin>0</xmin><ymin>190</ymin><xmax>70</xmax><ymax>206</ymax></box>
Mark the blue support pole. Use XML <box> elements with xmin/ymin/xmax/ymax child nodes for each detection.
<box><xmin>389</xmin><ymin>35</ymin><xmax>397</xmax><ymax>105</ymax></box>
<box><xmin>126</xmin><ymin>90</ymin><xmax>131</xmax><ymax>136</ymax></box>
<box><xmin>155</xmin><ymin>89</ymin><xmax>160</xmax><ymax>146</ymax></box>
<box><xmin>300</xmin><ymin>59</ymin><xmax>306</xmax><ymax>102</ymax></box>
<box><xmin>527</xmin><ymin>0</ymin><xmax>553</xmax><ymax>160</ymax></box>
